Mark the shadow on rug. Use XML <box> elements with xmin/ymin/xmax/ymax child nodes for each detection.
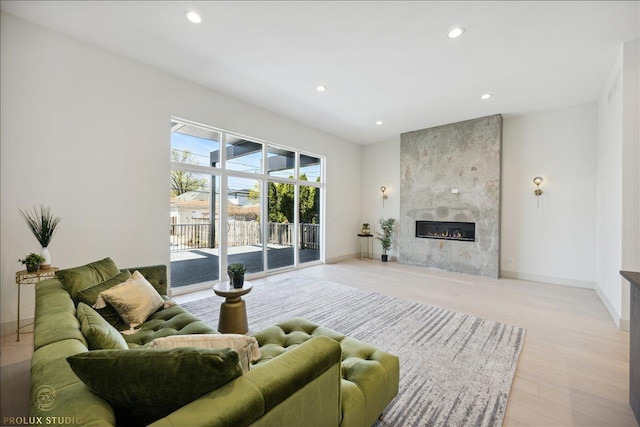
<box><xmin>182</xmin><ymin>276</ymin><xmax>525</xmax><ymax>427</ymax></box>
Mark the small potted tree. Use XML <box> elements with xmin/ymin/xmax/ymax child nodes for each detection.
<box><xmin>376</xmin><ymin>217</ymin><xmax>395</xmax><ymax>262</ymax></box>
<box><xmin>18</xmin><ymin>253</ymin><xmax>45</xmax><ymax>273</ymax></box>
<box><xmin>227</xmin><ymin>262</ymin><xmax>247</xmax><ymax>288</ymax></box>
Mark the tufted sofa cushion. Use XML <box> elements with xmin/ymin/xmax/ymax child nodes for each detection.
<box><xmin>253</xmin><ymin>317</ymin><xmax>400</xmax><ymax>427</ymax></box>
<box><xmin>254</xmin><ymin>318</ymin><xmax>345</xmax><ymax>361</ymax></box>
<box><xmin>128</xmin><ymin>265</ymin><xmax>168</xmax><ymax>295</ymax></box>
<box><xmin>124</xmin><ymin>304</ymin><xmax>217</xmax><ymax>348</ymax></box>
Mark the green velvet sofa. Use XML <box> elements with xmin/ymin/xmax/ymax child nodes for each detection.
<box><xmin>30</xmin><ymin>263</ymin><xmax>399</xmax><ymax>426</ymax></box>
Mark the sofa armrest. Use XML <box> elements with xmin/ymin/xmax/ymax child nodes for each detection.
<box><xmin>245</xmin><ymin>335</ymin><xmax>341</xmax><ymax>411</ymax></box>
<box><xmin>150</xmin><ymin>336</ymin><xmax>342</xmax><ymax>427</ymax></box>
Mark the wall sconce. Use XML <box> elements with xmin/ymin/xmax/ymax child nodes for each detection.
<box><xmin>533</xmin><ymin>176</ymin><xmax>543</xmax><ymax>207</ymax></box>
<box><xmin>380</xmin><ymin>186</ymin><xmax>388</xmax><ymax>207</ymax></box>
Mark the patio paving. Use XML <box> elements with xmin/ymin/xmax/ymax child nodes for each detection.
<box><xmin>170</xmin><ymin>246</ymin><xmax>320</xmax><ymax>287</ymax></box>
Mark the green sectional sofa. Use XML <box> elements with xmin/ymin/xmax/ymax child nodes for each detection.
<box><xmin>30</xmin><ymin>262</ymin><xmax>399</xmax><ymax>426</ymax></box>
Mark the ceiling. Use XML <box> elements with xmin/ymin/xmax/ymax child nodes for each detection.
<box><xmin>1</xmin><ymin>1</ymin><xmax>638</xmax><ymax>145</ymax></box>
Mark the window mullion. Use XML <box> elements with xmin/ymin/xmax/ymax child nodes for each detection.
<box><xmin>293</xmin><ymin>152</ymin><xmax>300</xmax><ymax>268</ymax></box>
<box><xmin>262</xmin><ymin>144</ymin><xmax>269</xmax><ymax>274</ymax></box>
<box><xmin>219</xmin><ymin>133</ymin><xmax>228</xmax><ymax>282</ymax></box>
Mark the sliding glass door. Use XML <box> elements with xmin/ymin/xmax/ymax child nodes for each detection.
<box><xmin>267</xmin><ymin>180</ymin><xmax>295</xmax><ymax>270</ymax></box>
<box><xmin>227</xmin><ymin>177</ymin><xmax>263</xmax><ymax>275</ymax></box>
<box><xmin>299</xmin><ymin>154</ymin><xmax>322</xmax><ymax>263</ymax></box>
<box><xmin>170</xmin><ymin>172</ymin><xmax>221</xmax><ymax>286</ymax></box>
<box><xmin>170</xmin><ymin>118</ymin><xmax>324</xmax><ymax>292</ymax></box>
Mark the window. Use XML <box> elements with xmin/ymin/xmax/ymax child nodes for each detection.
<box><xmin>225</xmin><ymin>136</ymin><xmax>263</xmax><ymax>174</ymax></box>
<box><xmin>170</xmin><ymin>118</ymin><xmax>324</xmax><ymax>293</ymax></box>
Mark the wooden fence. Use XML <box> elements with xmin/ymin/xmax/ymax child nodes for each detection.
<box><xmin>170</xmin><ymin>221</ymin><xmax>319</xmax><ymax>252</ymax></box>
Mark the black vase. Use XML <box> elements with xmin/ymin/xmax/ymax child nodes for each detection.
<box><xmin>232</xmin><ymin>275</ymin><xmax>245</xmax><ymax>288</ymax></box>
<box><xmin>26</xmin><ymin>264</ymin><xmax>39</xmax><ymax>273</ymax></box>
<box><xmin>381</xmin><ymin>254</ymin><xmax>388</xmax><ymax>262</ymax></box>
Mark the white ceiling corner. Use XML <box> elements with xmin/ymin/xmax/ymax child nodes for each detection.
<box><xmin>1</xmin><ymin>1</ymin><xmax>638</xmax><ymax>145</ymax></box>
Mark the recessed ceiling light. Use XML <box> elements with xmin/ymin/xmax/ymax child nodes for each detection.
<box><xmin>185</xmin><ymin>11</ymin><xmax>202</xmax><ymax>24</ymax></box>
<box><xmin>316</xmin><ymin>85</ymin><xmax>327</xmax><ymax>92</ymax></box>
<box><xmin>448</xmin><ymin>27</ymin><xmax>465</xmax><ymax>39</ymax></box>
<box><xmin>376</xmin><ymin>120</ymin><xmax>384</xmax><ymax>125</ymax></box>
<box><xmin>480</xmin><ymin>93</ymin><xmax>493</xmax><ymax>100</ymax></box>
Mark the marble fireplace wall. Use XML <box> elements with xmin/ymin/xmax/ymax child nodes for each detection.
<box><xmin>399</xmin><ymin>115</ymin><xmax>502</xmax><ymax>278</ymax></box>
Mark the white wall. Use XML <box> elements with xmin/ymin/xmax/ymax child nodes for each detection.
<box><xmin>363</xmin><ymin>105</ymin><xmax>600</xmax><ymax>288</ymax></box>
<box><xmin>501</xmin><ymin>104</ymin><xmax>598</xmax><ymax>287</ymax></box>
<box><xmin>597</xmin><ymin>47</ymin><xmax>624</xmax><ymax>328</ymax></box>
<box><xmin>621</xmin><ymin>39</ymin><xmax>640</xmax><ymax>323</ymax></box>
<box><xmin>360</xmin><ymin>41</ymin><xmax>638</xmax><ymax>330</ymax></box>
<box><xmin>597</xmin><ymin>39</ymin><xmax>640</xmax><ymax>330</ymax></box>
<box><xmin>360</xmin><ymin>138</ymin><xmax>401</xmax><ymax>259</ymax></box>
<box><xmin>0</xmin><ymin>13</ymin><xmax>362</xmax><ymax>330</ymax></box>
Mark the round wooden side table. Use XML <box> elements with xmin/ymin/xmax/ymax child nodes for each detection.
<box><xmin>213</xmin><ymin>281</ymin><xmax>253</xmax><ymax>334</ymax></box>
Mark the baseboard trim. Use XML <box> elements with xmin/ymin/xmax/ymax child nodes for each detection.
<box><xmin>500</xmin><ymin>270</ymin><xmax>596</xmax><ymax>289</ymax></box>
<box><xmin>326</xmin><ymin>253</ymin><xmax>398</xmax><ymax>263</ymax></box>
<box><xmin>620</xmin><ymin>318</ymin><xmax>630</xmax><ymax>331</ymax></box>
<box><xmin>1</xmin><ymin>318</ymin><xmax>33</xmax><ymax>337</ymax></box>
<box><xmin>500</xmin><ymin>271</ymin><xmax>630</xmax><ymax>330</ymax></box>
<box><xmin>594</xmin><ymin>285</ymin><xmax>630</xmax><ymax>331</ymax></box>
<box><xmin>325</xmin><ymin>253</ymin><xmax>358</xmax><ymax>264</ymax></box>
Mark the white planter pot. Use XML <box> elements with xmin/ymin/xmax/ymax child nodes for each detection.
<box><xmin>40</xmin><ymin>247</ymin><xmax>51</xmax><ymax>268</ymax></box>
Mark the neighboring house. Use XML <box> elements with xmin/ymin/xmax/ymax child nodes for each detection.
<box><xmin>170</xmin><ymin>190</ymin><xmax>259</xmax><ymax>225</ymax></box>
<box><xmin>170</xmin><ymin>191</ymin><xmax>210</xmax><ymax>226</ymax></box>
<box><xmin>227</xmin><ymin>189</ymin><xmax>255</xmax><ymax>207</ymax></box>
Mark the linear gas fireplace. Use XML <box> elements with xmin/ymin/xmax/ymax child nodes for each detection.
<box><xmin>415</xmin><ymin>220</ymin><xmax>476</xmax><ymax>242</ymax></box>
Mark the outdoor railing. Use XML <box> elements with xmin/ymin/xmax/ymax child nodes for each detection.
<box><xmin>300</xmin><ymin>223</ymin><xmax>320</xmax><ymax>250</ymax></box>
<box><xmin>170</xmin><ymin>223</ymin><xmax>211</xmax><ymax>251</ymax></box>
<box><xmin>268</xmin><ymin>222</ymin><xmax>293</xmax><ymax>246</ymax></box>
<box><xmin>170</xmin><ymin>221</ymin><xmax>320</xmax><ymax>252</ymax></box>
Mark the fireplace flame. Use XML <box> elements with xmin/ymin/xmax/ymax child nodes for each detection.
<box><xmin>427</xmin><ymin>231</ymin><xmax>463</xmax><ymax>238</ymax></box>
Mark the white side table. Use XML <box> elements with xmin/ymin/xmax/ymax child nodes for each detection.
<box><xmin>15</xmin><ymin>266</ymin><xmax>58</xmax><ymax>341</ymax></box>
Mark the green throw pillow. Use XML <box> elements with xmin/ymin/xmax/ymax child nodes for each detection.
<box><xmin>56</xmin><ymin>257</ymin><xmax>121</xmax><ymax>299</ymax></box>
<box><xmin>75</xmin><ymin>270</ymin><xmax>131</xmax><ymax>328</ymax></box>
<box><xmin>77</xmin><ymin>303</ymin><xmax>128</xmax><ymax>350</ymax></box>
<box><xmin>67</xmin><ymin>347</ymin><xmax>242</xmax><ymax>426</ymax></box>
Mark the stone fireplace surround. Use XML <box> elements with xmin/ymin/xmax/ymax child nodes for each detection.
<box><xmin>399</xmin><ymin>115</ymin><xmax>502</xmax><ymax>278</ymax></box>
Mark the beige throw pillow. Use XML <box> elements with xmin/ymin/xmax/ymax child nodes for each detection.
<box><xmin>148</xmin><ymin>334</ymin><xmax>261</xmax><ymax>373</ymax></box>
<box><xmin>93</xmin><ymin>270</ymin><xmax>164</xmax><ymax>331</ymax></box>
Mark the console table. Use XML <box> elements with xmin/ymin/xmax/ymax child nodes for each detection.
<box><xmin>357</xmin><ymin>234</ymin><xmax>373</xmax><ymax>259</ymax></box>
<box><xmin>15</xmin><ymin>266</ymin><xmax>58</xmax><ymax>341</ymax></box>
<box><xmin>621</xmin><ymin>270</ymin><xmax>640</xmax><ymax>424</ymax></box>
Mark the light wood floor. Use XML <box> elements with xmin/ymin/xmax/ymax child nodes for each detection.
<box><xmin>274</xmin><ymin>259</ymin><xmax>635</xmax><ymax>427</ymax></box>
<box><xmin>1</xmin><ymin>259</ymin><xmax>636</xmax><ymax>426</ymax></box>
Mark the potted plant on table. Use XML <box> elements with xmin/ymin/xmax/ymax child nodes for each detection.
<box><xmin>19</xmin><ymin>205</ymin><xmax>62</xmax><ymax>268</ymax></box>
<box><xmin>18</xmin><ymin>253</ymin><xmax>45</xmax><ymax>273</ymax></box>
<box><xmin>376</xmin><ymin>217</ymin><xmax>395</xmax><ymax>262</ymax></box>
<box><xmin>361</xmin><ymin>223</ymin><xmax>371</xmax><ymax>235</ymax></box>
<box><xmin>227</xmin><ymin>263</ymin><xmax>247</xmax><ymax>288</ymax></box>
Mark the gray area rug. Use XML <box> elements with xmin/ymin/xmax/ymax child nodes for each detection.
<box><xmin>182</xmin><ymin>276</ymin><xmax>525</xmax><ymax>427</ymax></box>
